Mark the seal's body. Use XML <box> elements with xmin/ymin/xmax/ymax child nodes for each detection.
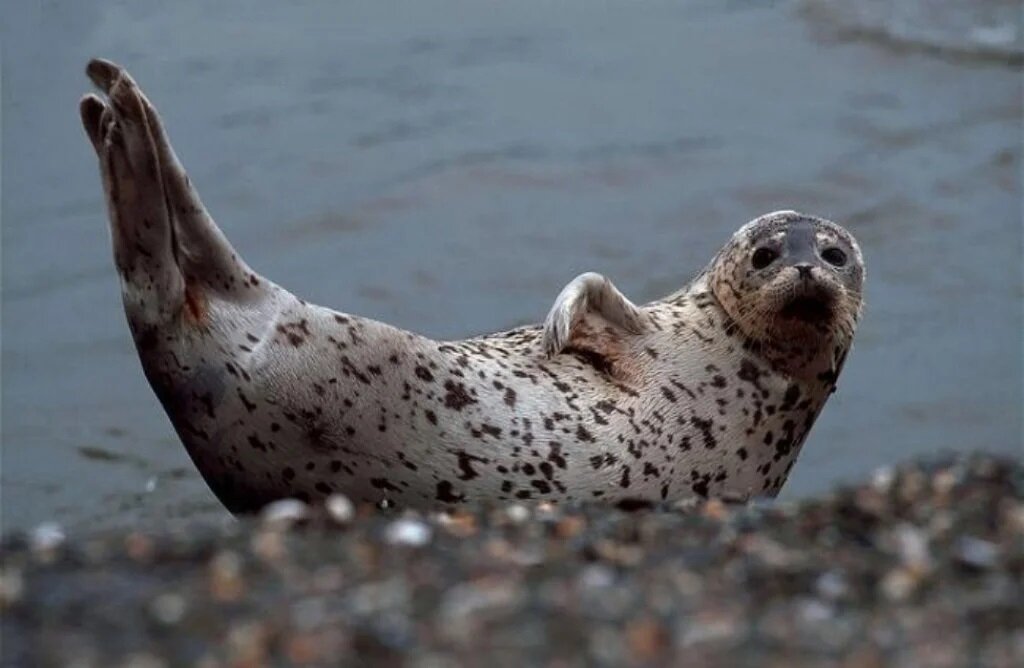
<box><xmin>80</xmin><ymin>60</ymin><xmax>864</xmax><ymax>513</ymax></box>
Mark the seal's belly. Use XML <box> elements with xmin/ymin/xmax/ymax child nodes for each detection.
<box><xmin>168</xmin><ymin>307</ymin><xmax>825</xmax><ymax>512</ymax></box>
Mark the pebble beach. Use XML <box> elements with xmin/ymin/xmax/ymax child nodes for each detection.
<box><xmin>3</xmin><ymin>453</ymin><xmax>1021</xmax><ymax>666</ymax></box>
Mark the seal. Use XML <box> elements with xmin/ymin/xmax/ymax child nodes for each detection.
<box><xmin>79</xmin><ymin>59</ymin><xmax>864</xmax><ymax>513</ymax></box>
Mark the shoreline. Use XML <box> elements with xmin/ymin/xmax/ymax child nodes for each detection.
<box><xmin>2</xmin><ymin>451</ymin><xmax>1021</xmax><ymax>666</ymax></box>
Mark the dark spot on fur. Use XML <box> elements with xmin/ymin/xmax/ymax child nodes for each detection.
<box><xmin>443</xmin><ymin>380</ymin><xmax>477</xmax><ymax>410</ymax></box>
<box><xmin>531</xmin><ymin>479</ymin><xmax>552</xmax><ymax>494</ymax></box>
<box><xmin>455</xmin><ymin>451</ymin><xmax>488</xmax><ymax>480</ymax></box>
<box><xmin>236</xmin><ymin>389</ymin><xmax>257</xmax><ymax>413</ymax></box>
<box><xmin>371</xmin><ymin>477</ymin><xmax>401</xmax><ymax>493</ymax></box>
<box><xmin>436</xmin><ymin>480</ymin><xmax>465</xmax><ymax>503</ymax></box>
<box><xmin>689</xmin><ymin>416</ymin><xmax>718</xmax><ymax>449</ymax></box>
<box><xmin>781</xmin><ymin>384</ymin><xmax>801</xmax><ymax>411</ymax></box>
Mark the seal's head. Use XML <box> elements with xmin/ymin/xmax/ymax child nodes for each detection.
<box><xmin>709</xmin><ymin>211</ymin><xmax>864</xmax><ymax>355</ymax></box>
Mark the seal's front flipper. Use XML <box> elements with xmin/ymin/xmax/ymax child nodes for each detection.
<box><xmin>542</xmin><ymin>272</ymin><xmax>647</xmax><ymax>358</ymax></box>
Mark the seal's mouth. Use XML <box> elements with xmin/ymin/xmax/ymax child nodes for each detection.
<box><xmin>779</xmin><ymin>295</ymin><xmax>834</xmax><ymax>323</ymax></box>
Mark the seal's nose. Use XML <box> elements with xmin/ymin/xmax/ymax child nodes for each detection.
<box><xmin>795</xmin><ymin>264</ymin><xmax>813</xmax><ymax>279</ymax></box>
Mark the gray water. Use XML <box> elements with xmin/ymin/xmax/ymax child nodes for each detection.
<box><xmin>2</xmin><ymin>0</ymin><xmax>1021</xmax><ymax>533</ymax></box>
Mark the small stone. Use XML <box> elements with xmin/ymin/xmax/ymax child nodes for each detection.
<box><xmin>441</xmin><ymin>580</ymin><xmax>519</xmax><ymax>623</ymax></box>
<box><xmin>0</xmin><ymin>568</ymin><xmax>24</xmax><ymax>607</ymax></box>
<box><xmin>536</xmin><ymin>501</ymin><xmax>558</xmax><ymax>519</ymax></box>
<box><xmin>626</xmin><ymin>618</ymin><xmax>669</xmax><ymax>661</ymax></box>
<box><xmin>505</xmin><ymin>504</ymin><xmax>530</xmax><ymax>523</ymax></box>
<box><xmin>325</xmin><ymin>494</ymin><xmax>355</xmax><ymax>524</ymax></box>
<box><xmin>291</xmin><ymin>596</ymin><xmax>328</xmax><ymax>630</ymax></box>
<box><xmin>702</xmin><ymin>498</ymin><xmax>729</xmax><ymax>520</ymax></box>
<box><xmin>120</xmin><ymin>653</ymin><xmax>167</xmax><ymax>668</ymax></box>
<box><xmin>892</xmin><ymin>523</ymin><xmax>931</xmax><ymax>571</ymax></box>
<box><xmin>881</xmin><ymin>567</ymin><xmax>920</xmax><ymax>601</ymax></box>
<box><xmin>144</xmin><ymin>476</ymin><xmax>158</xmax><ymax>493</ymax></box>
<box><xmin>385</xmin><ymin>518</ymin><xmax>432</xmax><ymax>546</ymax></box>
<box><xmin>1006</xmin><ymin>502</ymin><xmax>1024</xmax><ymax>534</ymax></box>
<box><xmin>579</xmin><ymin>564</ymin><xmax>615</xmax><ymax>590</ymax></box>
<box><xmin>592</xmin><ymin>539</ymin><xmax>643</xmax><ymax>567</ymax></box>
<box><xmin>149</xmin><ymin>593</ymin><xmax>186</xmax><ymax>625</ymax></box>
<box><xmin>556</xmin><ymin>515</ymin><xmax>585</xmax><ymax>538</ymax></box>
<box><xmin>227</xmin><ymin>621</ymin><xmax>269</xmax><ymax>666</ymax></box>
<box><xmin>815</xmin><ymin>571</ymin><xmax>849</xmax><ymax>600</ymax></box>
<box><xmin>29</xmin><ymin>522</ymin><xmax>65</xmax><ymax>552</ymax></box>
<box><xmin>931</xmin><ymin>469</ymin><xmax>957</xmax><ymax>496</ymax></box>
<box><xmin>251</xmin><ymin>528</ymin><xmax>287</xmax><ymax>562</ymax></box>
<box><xmin>209</xmin><ymin>550</ymin><xmax>245</xmax><ymax>602</ymax></box>
<box><xmin>435</xmin><ymin>510</ymin><xmax>477</xmax><ymax>537</ymax></box>
<box><xmin>955</xmin><ymin>536</ymin><xmax>999</xmax><ymax>570</ymax></box>
<box><xmin>672</xmin><ymin>497</ymin><xmax>702</xmax><ymax>513</ymax></box>
<box><xmin>286</xmin><ymin>632</ymin><xmax>323</xmax><ymax>664</ymax></box>
<box><xmin>260</xmin><ymin>498</ymin><xmax>309</xmax><ymax>526</ymax></box>
<box><xmin>125</xmin><ymin>533</ymin><xmax>154</xmax><ymax>562</ymax></box>
<box><xmin>680</xmin><ymin>612</ymin><xmax>737</xmax><ymax>646</ymax></box>
<box><xmin>872</xmin><ymin>466</ymin><xmax>894</xmax><ymax>492</ymax></box>
<box><xmin>798</xmin><ymin>598</ymin><xmax>834</xmax><ymax>623</ymax></box>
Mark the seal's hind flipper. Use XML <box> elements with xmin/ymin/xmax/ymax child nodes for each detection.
<box><xmin>131</xmin><ymin>68</ymin><xmax>255</xmax><ymax>290</ymax></box>
<box><xmin>82</xmin><ymin>59</ymin><xmax>265</xmax><ymax>326</ymax></box>
<box><xmin>81</xmin><ymin>67</ymin><xmax>184</xmax><ymax>324</ymax></box>
<box><xmin>542</xmin><ymin>272</ymin><xmax>647</xmax><ymax>358</ymax></box>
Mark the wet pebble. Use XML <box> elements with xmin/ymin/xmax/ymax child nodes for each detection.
<box><xmin>325</xmin><ymin>494</ymin><xmax>355</xmax><ymax>524</ymax></box>
<box><xmin>954</xmin><ymin>536</ymin><xmax>999</xmax><ymax>570</ymax></box>
<box><xmin>384</xmin><ymin>517</ymin><xmax>432</xmax><ymax>547</ymax></box>
<box><xmin>149</xmin><ymin>593</ymin><xmax>186</xmax><ymax>626</ymax></box>
<box><xmin>28</xmin><ymin>522</ymin><xmax>65</xmax><ymax>552</ymax></box>
<box><xmin>260</xmin><ymin>498</ymin><xmax>309</xmax><ymax>526</ymax></box>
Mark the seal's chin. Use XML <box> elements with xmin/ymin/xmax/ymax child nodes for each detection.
<box><xmin>778</xmin><ymin>295</ymin><xmax>834</xmax><ymax>323</ymax></box>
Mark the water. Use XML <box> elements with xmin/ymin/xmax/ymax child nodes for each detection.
<box><xmin>2</xmin><ymin>0</ymin><xmax>1021</xmax><ymax>533</ymax></box>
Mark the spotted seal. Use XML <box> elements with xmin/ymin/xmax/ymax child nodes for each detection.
<box><xmin>79</xmin><ymin>59</ymin><xmax>864</xmax><ymax>513</ymax></box>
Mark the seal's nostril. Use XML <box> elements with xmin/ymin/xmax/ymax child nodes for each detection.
<box><xmin>796</xmin><ymin>264</ymin><xmax>813</xmax><ymax>279</ymax></box>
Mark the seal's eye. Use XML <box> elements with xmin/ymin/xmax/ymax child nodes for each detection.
<box><xmin>751</xmin><ymin>247</ymin><xmax>778</xmax><ymax>270</ymax></box>
<box><xmin>822</xmin><ymin>247</ymin><xmax>847</xmax><ymax>267</ymax></box>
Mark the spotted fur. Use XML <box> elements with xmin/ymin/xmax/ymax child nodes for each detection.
<box><xmin>80</xmin><ymin>60</ymin><xmax>864</xmax><ymax>513</ymax></box>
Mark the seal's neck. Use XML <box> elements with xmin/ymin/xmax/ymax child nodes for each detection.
<box><xmin>665</xmin><ymin>274</ymin><xmax>848</xmax><ymax>388</ymax></box>
<box><xmin>754</xmin><ymin>337</ymin><xmax>849</xmax><ymax>389</ymax></box>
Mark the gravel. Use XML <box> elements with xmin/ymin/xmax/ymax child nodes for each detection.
<box><xmin>2</xmin><ymin>453</ymin><xmax>1022</xmax><ymax>667</ymax></box>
